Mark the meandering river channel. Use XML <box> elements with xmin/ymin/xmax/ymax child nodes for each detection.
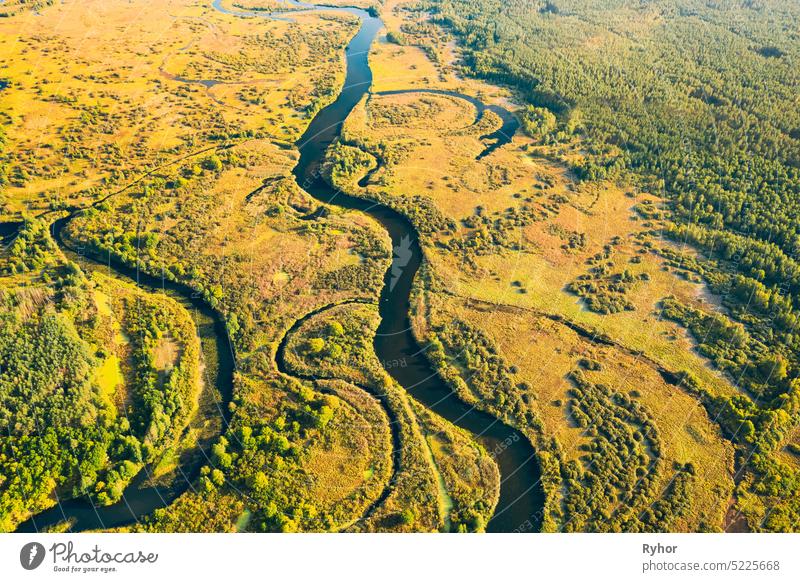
<box><xmin>18</xmin><ymin>0</ymin><xmax>543</xmax><ymax>533</ymax></box>
<box><xmin>282</xmin><ymin>0</ymin><xmax>544</xmax><ymax>532</ymax></box>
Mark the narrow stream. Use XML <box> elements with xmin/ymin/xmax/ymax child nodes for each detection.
<box><xmin>273</xmin><ymin>299</ymin><xmax>402</xmax><ymax>526</ymax></box>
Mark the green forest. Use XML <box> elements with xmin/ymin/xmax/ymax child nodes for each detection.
<box><xmin>0</xmin><ymin>231</ymin><xmax>201</xmax><ymax>528</ymax></box>
<box><xmin>425</xmin><ymin>0</ymin><xmax>800</xmax><ymax>530</ymax></box>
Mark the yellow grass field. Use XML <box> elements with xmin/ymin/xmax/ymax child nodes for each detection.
<box><xmin>3</xmin><ymin>0</ymin><xmax>779</xmax><ymax>534</ymax></box>
<box><xmin>0</xmin><ymin>0</ymin><xmax>356</xmax><ymax>215</ymax></box>
<box><xmin>325</xmin><ymin>0</ymin><xmax>742</xmax><ymax>530</ymax></box>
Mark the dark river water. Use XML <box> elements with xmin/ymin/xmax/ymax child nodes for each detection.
<box><xmin>17</xmin><ymin>0</ymin><xmax>543</xmax><ymax>533</ymax></box>
<box><xmin>286</xmin><ymin>3</ymin><xmax>544</xmax><ymax>532</ymax></box>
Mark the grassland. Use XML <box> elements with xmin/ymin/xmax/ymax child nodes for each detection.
<box><xmin>321</xmin><ymin>0</ymin><xmax>746</xmax><ymax>531</ymax></box>
<box><xmin>3</xmin><ymin>0</ymin><xmax>794</xmax><ymax>533</ymax></box>
<box><xmin>1</xmin><ymin>0</ymin><xmax>403</xmax><ymax>532</ymax></box>
<box><xmin>0</xmin><ymin>0</ymin><xmax>357</xmax><ymax>215</ymax></box>
<box><xmin>421</xmin><ymin>0</ymin><xmax>800</xmax><ymax>532</ymax></box>
<box><xmin>1</xmin><ymin>0</ymin><xmax>507</xmax><ymax>532</ymax></box>
<box><xmin>282</xmin><ymin>301</ymin><xmax>501</xmax><ymax>531</ymax></box>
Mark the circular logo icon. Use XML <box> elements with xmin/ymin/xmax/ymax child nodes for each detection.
<box><xmin>20</xmin><ymin>542</ymin><xmax>46</xmax><ymax>570</ymax></box>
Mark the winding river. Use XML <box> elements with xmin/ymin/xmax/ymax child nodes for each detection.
<box><xmin>17</xmin><ymin>0</ymin><xmax>543</xmax><ymax>533</ymax></box>
<box><xmin>282</xmin><ymin>1</ymin><xmax>544</xmax><ymax>532</ymax></box>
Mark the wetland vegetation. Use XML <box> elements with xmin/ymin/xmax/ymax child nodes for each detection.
<box><xmin>2</xmin><ymin>0</ymin><xmax>799</xmax><ymax>533</ymax></box>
